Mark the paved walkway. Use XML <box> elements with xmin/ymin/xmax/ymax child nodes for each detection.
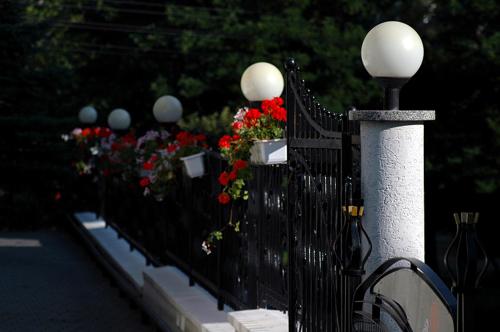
<box><xmin>0</xmin><ymin>230</ymin><xmax>155</xmax><ymax>332</ymax></box>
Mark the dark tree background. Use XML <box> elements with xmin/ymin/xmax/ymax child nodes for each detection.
<box><xmin>0</xmin><ymin>0</ymin><xmax>499</xmax><ymax>272</ymax></box>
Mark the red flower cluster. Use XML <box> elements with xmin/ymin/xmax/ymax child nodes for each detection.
<box><xmin>218</xmin><ymin>134</ymin><xmax>240</xmax><ymax>150</ymax></box>
<box><xmin>232</xmin><ymin>121</ymin><xmax>243</xmax><ymax>132</ymax></box>
<box><xmin>218</xmin><ymin>192</ymin><xmax>231</xmax><ymax>204</ymax></box>
<box><xmin>142</xmin><ymin>154</ymin><xmax>158</xmax><ymax>171</ymax></box>
<box><xmin>176</xmin><ymin>131</ymin><xmax>207</xmax><ymax>148</ymax></box>
<box><xmin>139</xmin><ymin>177</ymin><xmax>150</xmax><ymax>187</ymax></box>
<box><xmin>81</xmin><ymin>127</ymin><xmax>112</xmax><ymax>138</ymax></box>
<box><xmin>262</xmin><ymin>97</ymin><xmax>286</xmax><ymax>122</ymax></box>
<box><xmin>217</xmin><ymin>158</ymin><xmax>247</xmax><ymax>189</ymax></box>
<box><xmin>218</xmin><ymin>135</ymin><xmax>232</xmax><ymax>149</ymax></box>
<box><xmin>243</xmin><ymin>108</ymin><xmax>262</xmax><ymax>128</ymax></box>
<box><xmin>233</xmin><ymin>159</ymin><xmax>248</xmax><ymax>171</ymax></box>
<box><xmin>166</xmin><ymin>143</ymin><xmax>178</xmax><ymax>153</ymax></box>
<box><xmin>111</xmin><ymin>132</ymin><xmax>136</xmax><ymax>151</ymax></box>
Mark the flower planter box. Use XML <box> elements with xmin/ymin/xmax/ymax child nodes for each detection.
<box><xmin>250</xmin><ymin>139</ymin><xmax>287</xmax><ymax>165</ymax></box>
<box><xmin>180</xmin><ymin>152</ymin><xmax>205</xmax><ymax>178</ymax></box>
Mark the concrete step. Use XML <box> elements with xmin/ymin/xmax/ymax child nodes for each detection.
<box><xmin>227</xmin><ymin>309</ymin><xmax>288</xmax><ymax>332</ymax></box>
<box><xmin>143</xmin><ymin>266</ymin><xmax>234</xmax><ymax>332</ymax></box>
<box><xmin>74</xmin><ymin>212</ymin><xmax>152</xmax><ymax>291</ymax></box>
<box><xmin>73</xmin><ymin>211</ymin><xmax>235</xmax><ymax>332</ymax></box>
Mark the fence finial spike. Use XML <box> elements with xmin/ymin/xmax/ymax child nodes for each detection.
<box><xmin>285</xmin><ymin>58</ymin><xmax>297</xmax><ymax>70</ymax></box>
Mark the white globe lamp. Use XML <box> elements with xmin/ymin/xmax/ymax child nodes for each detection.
<box><xmin>240</xmin><ymin>62</ymin><xmax>284</xmax><ymax>102</ymax></box>
<box><xmin>361</xmin><ymin>21</ymin><xmax>424</xmax><ymax>110</ymax></box>
<box><xmin>152</xmin><ymin>95</ymin><xmax>183</xmax><ymax>123</ymax></box>
<box><xmin>78</xmin><ymin>106</ymin><xmax>98</xmax><ymax>124</ymax></box>
<box><xmin>107</xmin><ymin>108</ymin><xmax>131</xmax><ymax>130</ymax></box>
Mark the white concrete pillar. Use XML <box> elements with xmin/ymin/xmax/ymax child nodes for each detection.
<box><xmin>349</xmin><ymin>110</ymin><xmax>435</xmax><ymax>274</ymax></box>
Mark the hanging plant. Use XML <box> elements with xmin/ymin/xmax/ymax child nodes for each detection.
<box><xmin>203</xmin><ymin>97</ymin><xmax>287</xmax><ymax>254</ymax></box>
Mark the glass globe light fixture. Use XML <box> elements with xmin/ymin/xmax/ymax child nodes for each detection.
<box><xmin>107</xmin><ymin>108</ymin><xmax>131</xmax><ymax>130</ymax></box>
<box><xmin>361</xmin><ymin>21</ymin><xmax>424</xmax><ymax>110</ymax></box>
<box><xmin>240</xmin><ymin>62</ymin><xmax>284</xmax><ymax>102</ymax></box>
<box><xmin>78</xmin><ymin>106</ymin><xmax>98</xmax><ymax>124</ymax></box>
<box><xmin>152</xmin><ymin>95</ymin><xmax>183</xmax><ymax>123</ymax></box>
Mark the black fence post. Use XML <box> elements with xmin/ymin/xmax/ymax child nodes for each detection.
<box><xmin>285</xmin><ymin>57</ymin><xmax>297</xmax><ymax>332</ymax></box>
<box><xmin>216</xmin><ymin>192</ymin><xmax>224</xmax><ymax>310</ymax></box>
<box><xmin>444</xmin><ymin>212</ymin><xmax>489</xmax><ymax>332</ymax></box>
<box><xmin>182</xmin><ymin>172</ymin><xmax>196</xmax><ymax>287</ymax></box>
<box><xmin>246</xmin><ymin>167</ymin><xmax>260</xmax><ymax>308</ymax></box>
<box><xmin>333</xmin><ymin>177</ymin><xmax>371</xmax><ymax>332</ymax></box>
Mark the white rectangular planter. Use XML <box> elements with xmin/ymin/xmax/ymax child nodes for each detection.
<box><xmin>180</xmin><ymin>152</ymin><xmax>206</xmax><ymax>178</ymax></box>
<box><xmin>250</xmin><ymin>139</ymin><xmax>287</xmax><ymax>165</ymax></box>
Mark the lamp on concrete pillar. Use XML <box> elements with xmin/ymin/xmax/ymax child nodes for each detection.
<box><xmin>240</xmin><ymin>62</ymin><xmax>284</xmax><ymax>107</ymax></box>
<box><xmin>107</xmin><ymin>108</ymin><xmax>131</xmax><ymax>131</ymax></box>
<box><xmin>361</xmin><ymin>21</ymin><xmax>424</xmax><ymax>110</ymax></box>
<box><xmin>78</xmin><ymin>106</ymin><xmax>98</xmax><ymax>124</ymax></box>
<box><xmin>350</xmin><ymin>21</ymin><xmax>435</xmax><ymax>275</ymax></box>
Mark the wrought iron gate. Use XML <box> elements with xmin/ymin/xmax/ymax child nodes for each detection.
<box><xmin>285</xmin><ymin>58</ymin><xmax>361</xmax><ymax>331</ymax></box>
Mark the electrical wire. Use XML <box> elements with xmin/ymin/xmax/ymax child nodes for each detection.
<box><xmin>83</xmin><ymin>0</ymin><xmax>254</xmax><ymax>15</ymax></box>
<box><xmin>53</xmin><ymin>21</ymin><xmax>182</xmax><ymax>36</ymax></box>
<box><xmin>52</xmin><ymin>20</ymin><xmax>242</xmax><ymax>39</ymax></box>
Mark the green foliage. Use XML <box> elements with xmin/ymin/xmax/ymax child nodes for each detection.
<box><xmin>1</xmin><ymin>0</ymin><xmax>499</xmax><ymax>229</ymax></box>
<box><xmin>178</xmin><ymin>107</ymin><xmax>233</xmax><ymax>137</ymax></box>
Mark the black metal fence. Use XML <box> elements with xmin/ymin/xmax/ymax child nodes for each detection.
<box><xmin>80</xmin><ymin>58</ymin><xmax>493</xmax><ymax>332</ymax></box>
<box><xmin>103</xmin><ymin>150</ymin><xmax>289</xmax><ymax>311</ymax></box>
<box><xmin>100</xmin><ymin>58</ymin><xmax>361</xmax><ymax>327</ymax></box>
<box><xmin>285</xmin><ymin>58</ymin><xmax>361</xmax><ymax>332</ymax></box>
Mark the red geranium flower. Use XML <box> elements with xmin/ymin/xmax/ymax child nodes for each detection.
<box><xmin>228</xmin><ymin>170</ymin><xmax>237</xmax><ymax>181</ymax></box>
<box><xmin>122</xmin><ymin>133</ymin><xmax>136</xmax><ymax>145</ymax></box>
<box><xmin>166</xmin><ymin>143</ymin><xmax>178</xmax><ymax>153</ymax></box>
<box><xmin>233</xmin><ymin>159</ymin><xmax>248</xmax><ymax>171</ymax></box>
<box><xmin>271</xmin><ymin>106</ymin><xmax>287</xmax><ymax>122</ymax></box>
<box><xmin>194</xmin><ymin>134</ymin><xmax>207</xmax><ymax>142</ymax></box>
<box><xmin>143</xmin><ymin>161</ymin><xmax>154</xmax><ymax>171</ymax></box>
<box><xmin>218</xmin><ymin>192</ymin><xmax>231</xmax><ymax>204</ymax></box>
<box><xmin>218</xmin><ymin>172</ymin><xmax>230</xmax><ymax>186</ymax></box>
<box><xmin>99</xmin><ymin>127</ymin><xmax>112</xmax><ymax>138</ymax></box>
<box><xmin>218</xmin><ymin>135</ymin><xmax>232</xmax><ymax>149</ymax></box>
<box><xmin>232</xmin><ymin>121</ymin><xmax>243</xmax><ymax>132</ymax></box>
<box><xmin>82</xmin><ymin>128</ymin><xmax>92</xmax><ymax>138</ymax></box>
<box><xmin>111</xmin><ymin>142</ymin><xmax>122</xmax><ymax>151</ymax></box>
<box><xmin>176</xmin><ymin>131</ymin><xmax>194</xmax><ymax>147</ymax></box>
<box><xmin>243</xmin><ymin>108</ymin><xmax>262</xmax><ymax>128</ymax></box>
<box><xmin>139</xmin><ymin>177</ymin><xmax>150</xmax><ymax>187</ymax></box>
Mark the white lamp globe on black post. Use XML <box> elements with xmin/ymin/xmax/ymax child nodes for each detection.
<box><xmin>361</xmin><ymin>21</ymin><xmax>424</xmax><ymax>110</ymax></box>
<box><xmin>78</xmin><ymin>106</ymin><xmax>98</xmax><ymax>124</ymax></box>
<box><xmin>107</xmin><ymin>108</ymin><xmax>131</xmax><ymax>132</ymax></box>
<box><xmin>240</xmin><ymin>62</ymin><xmax>284</xmax><ymax>106</ymax></box>
<box><xmin>153</xmin><ymin>95</ymin><xmax>183</xmax><ymax>123</ymax></box>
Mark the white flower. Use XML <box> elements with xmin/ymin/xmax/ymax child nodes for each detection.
<box><xmin>201</xmin><ymin>241</ymin><xmax>212</xmax><ymax>255</ymax></box>
<box><xmin>71</xmin><ymin>128</ymin><xmax>82</xmax><ymax>137</ymax></box>
<box><xmin>82</xmin><ymin>164</ymin><xmax>92</xmax><ymax>174</ymax></box>
<box><xmin>234</xmin><ymin>107</ymin><xmax>248</xmax><ymax>121</ymax></box>
<box><xmin>61</xmin><ymin>134</ymin><xmax>70</xmax><ymax>142</ymax></box>
<box><xmin>136</xmin><ymin>130</ymin><xmax>160</xmax><ymax>150</ymax></box>
<box><xmin>90</xmin><ymin>146</ymin><xmax>99</xmax><ymax>155</ymax></box>
<box><xmin>160</xmin><ymin>130</ymin><xmax>170</xmax><ymax>140</ymax></box>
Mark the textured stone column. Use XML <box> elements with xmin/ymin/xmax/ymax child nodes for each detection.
<box><xmin>349</xmin><ymin>110</ymin><xmax>435</xmax><ymax>275</ymax></box>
